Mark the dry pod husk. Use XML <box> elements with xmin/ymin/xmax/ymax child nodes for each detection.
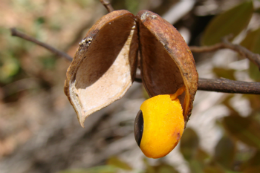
<box><xmin>137</xmin><ymin>10</ymin><xmax>198</xmax><ymax>122</ymax></box>
<box><xmin>64</xmin><ymin>10</ymin><xmax>198</xmax><ymax>127</ymax></box>
<box><xmin>64</xmin><ymin>10</ymin><xmax>138</xmax><ymax>127</ymax></box>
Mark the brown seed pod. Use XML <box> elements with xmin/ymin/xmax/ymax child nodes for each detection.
<box><xmin>64</xmin><ymin>10</ymin><xmax>198</xmax><ymax>127</ymax></box>
<box><xmin>137</xmin><ymin>10</ymin><xmax>198</xmax><ymax>122</ymax></box>
<box><xmin>64</xmin><ymin>10</ymin><xmax>138</xmax><ymax>127</ymax></box>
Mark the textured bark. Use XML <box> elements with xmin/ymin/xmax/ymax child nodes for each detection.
<box><xmin>198</xmin><ymin>78</ymin><xmax>260</xmax><ymax>94</ymax></box>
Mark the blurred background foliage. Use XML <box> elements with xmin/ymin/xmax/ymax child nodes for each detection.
<box><xmin>1</xmin><ymin>0</ymin><xmax>260</xmax><ymax>173</ymax></box>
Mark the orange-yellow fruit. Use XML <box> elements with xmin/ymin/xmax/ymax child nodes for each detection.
<box><xmin>138</xmin><ymin>88</ymin><xmax>185</xmax><ymax>158</ymax></box>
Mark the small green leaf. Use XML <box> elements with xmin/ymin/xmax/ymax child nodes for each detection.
<box><xmin>107</xmin><ymin>156</ymin><xmax>132</xmax><ymax>171</ymax></box>
<box><xmin>34</xmin><ymin>16</ymin><xmax>45</xmax><ymax>25</ymax></box>
<box><xmin>223</xmin><ymin>116</ymin><xmax>260</xmax><ymax>149</ymax></box>
<box><xmin>40</xmin><ymin>56</ymin><xmax>57</xmax><ymax>69</ymax></box>
<box><xmin>188</xmin><ymin>159</ymin><xmax>204</xmax><ymax>173</ymax></box>
<box><xmin>58</xmin><ymin>169</ymin><xmax>88</xmax><ymax>173</ymax></box>
<box><xmin>243</xmin><ymin>166</ymin><xmax>260</xmax><ymax>173</ymax></box>
<box><xmin>255</xmin><ymin>7</ymin><xmax>260</xmax><ymax>14</ymax></box>
<box><xmin>195</xmin><ymin>148</ymin><xmax>210</xmax><ymax>163</ymax></box>
<box><xmin>180</xmin><ymin>128</ymin><xmax>199</xmax><ymax>161</ymax></box>
<box><xmin>214</xmin><ymin>136</ymin><xmax>236</xmax><ymax>169</ymax></box>
<box><xmin>241</xmin><ymin>28</ymin><xmax>260</xmax><ymax>54</ymax></box>
<box><xmin>243</xmin><ymin>150</ymin><xmax>260</xmax><ymax>169</ymax></box>
<box><xmin>212</xmin><ymin>68</ymin><xmax>236</xmax><ymax>80</ymax></box>
<box><xmin>246</xmin><ymin>95</ymin><xmax>260</xmax><ymax>111</ymax></box>
<box><xmin>202</xmin><ymin>1</ymin><xmax>253</xmax><ymax>45</ymax></box>
<box><xmin>240</xmin><ymin>28</ymin><xmax>260</xmax><ymax>81</ymax></box>
<box><xmin>58</xmin><ymin>165</ymin><xmax>118</xmax><ymax>173</ymax></box>
<box><xmin>125</xmin><ymin>0</ymin><xmax>139</xmax><ymax>14</ymax></box>
<box><xmin>0</xmin><ymin>52</ymin><xmax>20</xmax><ymax>83</ymax></box>
<box><xmin>248</xmin><ymin>61</ymin><xmax>260</xmax><ymax>82</ymax></box>
<box><xmin>142</xmin><ymin>86</ymin><xmax>150</xmax><ymax>99</ymax></box>
<box><xmin>153</xmin><ymin>164</ymin><xmax>179</xmax><ymax>173</ymax></box>
<box><xmin>203</xmin><ymin>162</ymin><xmax>226</xmax><ymax>173</ymax></box>
<box><xmin>143</xmin><ymin>158</ymin><xmax>155</xmax><ymax>173</ymax></box>
<box><xmin>221</xmin><ymin>95</ymin><xmax>240</xmax><ymax>116</ymax></box>
<box><xmin>143</xmin><ymin>159</ymin><xmax>179</xmax><ymax>173</ymax></box>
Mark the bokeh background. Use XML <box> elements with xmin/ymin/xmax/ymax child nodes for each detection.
<box><xmin>0</xmin><ymin>0</ymin><xmax>260</xmax><ymax>173</ymax></box>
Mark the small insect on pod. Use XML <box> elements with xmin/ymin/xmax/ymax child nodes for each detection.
<box><xmin>64</xmin><ymin>10</ymin><xmax>198</xmax><ymax>159</ymax></box>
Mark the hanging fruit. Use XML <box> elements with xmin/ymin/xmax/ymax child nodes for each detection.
<box><xmin>64</xmin><ymin>10</ymin><xmax>198</xmax><ymax>158</ymax></box>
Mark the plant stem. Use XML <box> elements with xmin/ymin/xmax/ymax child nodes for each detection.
<box><xmin>99</xmin><ymin>0</ymin><xmax>114</xmax><ymax>12</ymax></box>
<box><xmin>10</xmin><ymin>28</ymin><xmax>73</xmax><ymax>61</ymax></box>
<box><xmin>190</xmin><ymin>37</ymin><xmax>260</xmax><ymax>70</ymax></box>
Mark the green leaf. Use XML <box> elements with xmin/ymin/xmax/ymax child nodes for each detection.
<box><xmin>242</xmin><ymin>150</ymin><xmax>260</xmax><ymax>169</ymax></box>
<box><xmin>143</xmin><ymin>159</ymin><xmax>179</xmax><ymax>173</ymax></box>
<box><xmin>143</xmin><ymin>158</ymin><xmax>156</xmax><ymax>173</ymax></box>
<box><xmin>240</xmin><ymin>28</ymin><xmax>260</xmax><ymax>81</ymax></box>
<box><xmin>125</xmin><ymin>0</ymin><xmax>139</xmax><ymax>14</ymax></box>
<box><xmin>152</xmin><ymin>164</ymin><xmax>179</xmax><ymax>173</ymax></box>
<box><xmin>212</xmin><ymin>68</ymin><xmax>236</xmax><ymax>80</ymax></box>
<box><xmin>0</xmin><ymin>52</ymin><xmax>20</xmax><ymax>83</ymax></box>
<box><xmin>202</xmin><ymin>1</ymin><xmax>253</xmax><ymax>46</ymax></box>
<box><xmin>243</xmin><ymin>166</ymin><xmax>260</xmax><ymax>173</ymax></box>
<box><xmin>180</xmin><ymin>128</ymin><xmax>199</xmax><ymax>161</ymax></box>
<box><xmin>40</xmin><ymin>56</ymin><xmax>57</xmax><ymax>69</ymax></box>
<box><xmin>188</xmin><ymin>159</ymin><xmax>204</xmax><ymax>173</ymax></box>
<box><xmin>248</xmin><ymin>61</ymin><xmax>260</xmax><ymax>82</ymax></box>
<box><xmin>58</xmin><ymin>165</ymin><xmax>118</xmax><ymax>173</ymax></box>
<box><xmin>34</xmin><ymin>16</ymin><xmax>45</xmax><ymax>26</ymax></box>
<box><xmin>58</xmin><ymin>169</ymin><xmax>88</xmax><ymax>173</ymax></box>
<box><xmin>156</xmin><ymin>166</ymin><xmax>178</xmax><ymax>173</ymax></box>
<box><xmin>245</xmin><ymin>95</ymin><xmax>260</xmax><ymax>111</ymax></box>
<box><xmin>195</xmin><ymin>148</ymin><xmax>210</xmax><ymax>163</ymax></box>
<box><xmin>107</xmin><ymin>156</ymin><xmax>132</xmax><ymax>171</ymax></box>
<box><xmin>241</xmin><ymin>28</ymin><xmax>260</xmax><ymax>54</ymax></box>
<box><xmin>223</xmin><ymin>116</ymin><xmax>260</xmax><ymax>149</ymax></box>
<box><xmin>214</xmin><ymin>136</ymin><xmax>236</xmax><ymax>169</ymax></box>
<box><xmin>142</xmin><ymin>86</ymin><xmax>150</xmax><ymax>99</ymax></box>
<box><xmin>203</xmin><ymin>162</ymin><xmax>226</xmax><ymax>173</ymax></box>
<box><xmin>221</xmin><ymin>95</ymin><xmax>240</xmax><ymax>116</ymax></box>
<box><xmin>255</xmin><ymin>7</ymin><xmax>260</xmax><ymax>14</ymax></box>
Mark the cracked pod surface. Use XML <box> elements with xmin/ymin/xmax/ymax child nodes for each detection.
<box><xmin>64</xmin><ymin>10</ymin><xmax>138</xmax><ymax>127</ymax></box>
<box><xmin>137</xmin><ymin>10</ymin><xmax>198</xmax><ymax>122</ymax></box>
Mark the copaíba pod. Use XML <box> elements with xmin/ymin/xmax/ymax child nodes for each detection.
<box><xmin>64</xmin><ymin>10</ymin><xmax>198</xmax><ymax>158</ymax></box>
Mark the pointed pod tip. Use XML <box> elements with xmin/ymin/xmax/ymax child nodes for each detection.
<box><xmin>80</xmin><ymin>122</ymin><xmax>85</xmax><ymax>128</ymax></box>
<box><xmin>78</xmin><ymin>115</ymin><xmax>86</xmax><ymax>128</ymax></box>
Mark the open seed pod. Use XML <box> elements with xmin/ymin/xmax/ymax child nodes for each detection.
<box><xmin>64</xmin><ymin>10</ymin><xmax>138</xmax><ymax>127</ymax></box>
<box><xmin>64</xmin><ymin>9</ymin><xmax>198</xmax><ymax>128</ymax></box>
<box><xmin>137</xmin><ymin>10</ymin><xmax>198</xmax><ymax>122</ymax></box>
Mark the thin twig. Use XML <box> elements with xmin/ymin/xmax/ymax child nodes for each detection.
<box><xmin>99</xmin><ymin>0</ymin><xmax>114</xmax><ymax>13</ymax></box>
<box><xmin>135</xmin><ymin>77</ymin><xmax>260</xmax><ymax>95</ymax></box>
<box><xmin>10</xmin><ymin>28</ymin><xmax>73</xmax><ymax>61</ymax></box>
<box><xmin>189</xmin><ymin>43</ymin><xmax>224</xmax><ymax>52</ymax></box>
<box><xmin>190</xmin><ymin>37</ymin><xmax>260</xmax><ymax>70</ymax></box>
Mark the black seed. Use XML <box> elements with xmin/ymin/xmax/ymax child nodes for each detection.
<box><xmin>134</xmin><ymin>110</ymin><xmax>144</xmax><ymax>146</ymax></box>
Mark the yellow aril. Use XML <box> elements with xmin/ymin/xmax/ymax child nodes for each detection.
<box><xmin>139</xmin><ymin>87</ymin><xmax>185</xmax><ymax>158</ymax></box>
